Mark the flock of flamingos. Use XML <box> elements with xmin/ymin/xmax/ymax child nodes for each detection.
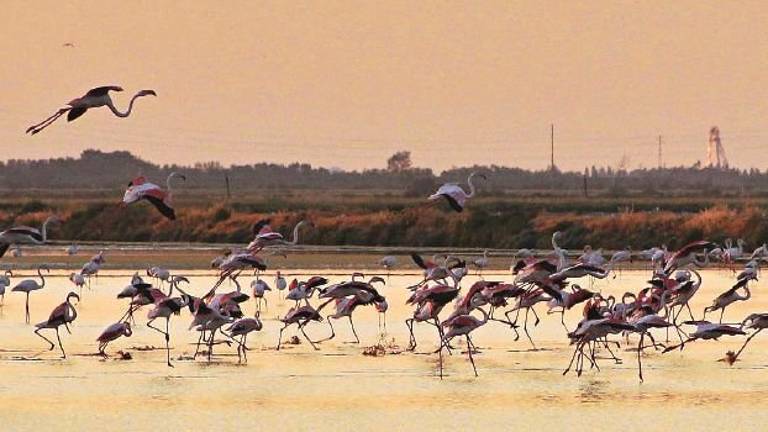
<box><xmin>3</xmin><ymin>85</ymin><xmax>766</xmax><ymax>381</ymax></box>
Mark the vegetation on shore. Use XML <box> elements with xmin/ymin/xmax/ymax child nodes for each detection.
<box><xmin>3</xmin><ymin>194</ymin><xmax>767</xmax><ymax>250</ymax></box>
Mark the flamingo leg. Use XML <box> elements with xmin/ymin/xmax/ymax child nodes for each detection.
<box><xmin>466</xmin><ymin>335</ymin><xmax>478</xmax><ymax>377</ymax></box>
<box><xmin>405</xmin><ymin>318</ymin><xmax>417</xmax><ymax>351</ymax></box>
<box><xmin>26</xmin><ymin>108</ymin><xmax>69</xmax><ymax>135</ymax></box>
<box><xmin>55</xmin><ymin>328</ymin><xmax>65</xmax><ymax>359</ymax></box>
<box><xmin>318</xmin><ymin>316</ymin><xmax>335</xmax><ymax>342</ymax></box>
<box><xmin>34</xmin><ymin>327</ymin><xmax>55</xmax><ymax>350</ymax></box>
<box><xmin>348</xmin><ymin>316</ymin><xmax>360</xmax><ymax>344</ymax></box>
<box><xmin>25</xmin><ymin>292</ymin><xmax>30</xmax><ymax>324</ymax></box>
<box><xmin>298</xmin><ymin>321</ymin><xmax>319</xmax><ymax>350</ymax></box>
<box><xmin>277</xmin><ymin>324</ymin><xmax>287</xmax><ymax>350</ymax></box>
<box><xmin>734</xmin><ymin>328</ymin><xmax>763</xmax><ymax>360</ymax></box>
<box><xmin>165</xmin><ymin>318</ymin><xmax>172</xmax><ymax>367</ymax></box>
<box><xmin>523</xmin><ymin>308</ymin><xmax>537</xmax><ymax>350</ymax></box>
<box><xmin>563</xmin><ymin>341</ymin><xmax>582</xmax><ymax>376</ymax></box>
<box><xmin>637</xmin><ymin>333</ymin><xmax>644</xmax><ymax>382</ymax></box>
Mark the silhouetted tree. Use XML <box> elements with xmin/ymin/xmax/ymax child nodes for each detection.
<box><xmin>387</xmin><ymin>151</ymin><xmax>412</xmax><ymax>172</ymax></box>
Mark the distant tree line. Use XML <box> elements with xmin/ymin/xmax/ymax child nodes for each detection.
<box><xmin>0</xmin><ymin>149</ymin><xmax>766</xmax><ymax>195</ymax></box>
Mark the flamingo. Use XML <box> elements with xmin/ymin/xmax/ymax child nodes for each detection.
<box><xmin>68</xmin><ymin>272</ymin><xmax>86</xmax><ymax>294</ymax></box>
<box><xmin>122</xmin><ymin>172</ymin><xmax>186</xmax><ymax>220</ymax></box>
<box><xmin>563</xmin><ymin>318</ymin><xmax>634</xmax><ymax>377</ymax></box>
<box><xmin>551</xmin><ymin>231</ymin><xmax>568</xmax><ymax>270</ymax></box>
<box><xmin>65</xmin><ymin>244</ymin><xmax>79</xmax><ymax>255</ymax></box>
<box><xmin>731</xmin><ymin>313</ymin><xmax>768</xmax><ymax>362</ymax></box>
<box><xmin>0</xmin><ymin>216</ymin><xmax>59</xmax><ymax>258</ymax></box>
<box><xmin>428</xmin><ymin>172</ymin><xmax>486</xmax><ymax>212</ymax></box>
<box><xmin>437</xmin><ymin>306</ymin><xmax>489</xmax><ymax>378</ymax></box>
<box><xmin>33</xmin><ymin>292</ymin><xmax>79</xmax><ymax>358</ymax></box>
<box><xmin>277</xmin><ymin>305</ymin><xmax>326</xmax><ymax>351</ymax></box>
<box><xmin>723</xmin><ymin>238</ymin><xmax>746</xmax><ymax>264</ymax></box>
<box><xmin>629</xmin><ymin>312</ymin><xmax>672</xmax><ymax>382</ymax></box>
<box><xmin>0</xmin><ymin>270</ymin><xmax>11</xmax><ymax>304</ymax></box>
<box><xmin>26</xmin><ymin>86</ymin><xmax>156</xmax><ymax>135</ymax></box>
<box><xmin>226</xmin><ymin>313</ymin><xmax>263</xmax><ymax>363</ymax></box>
<box><xmin>750</xmin><ymin>243</ymin><xmax>768</xmax><ymax>260</ymax></box>
<box><xmin>662</xmin><ymin>240</ymin><xmax>714</xmax><ymax>275</ymax></box>
<box><xmin>704</xmin><ymin>278</ymin><xmax>752</xmax><ymax>323</ymax></box>
<box><xmin>247</xmin><ymin>219</ymin><xmax>310</xmax><ymax>251</ymax></box>
<box><xmin>146</xmin><ymin>276</ymin><xmax>191</xmax><ymax>367</ymax></box>
<box><xmin>146</xmin><ymin>266</ymin><xmax>171</xmax><ymax>286</ymax></box>
<box><xmin>663</xmin><ymin>321</ymin><xmax>745</xmax><ymax>352</ymax></box>
<box><xmin>317</xmin><ymin>277</ymin><xmax>388</xmax><ymax>342</ymax></box>
<box><xmin>275</xmin><ymin>271</ymin><xmax>287</xmax><ymax>299</ymax></box>
<box><xmin>96</xmin><ymin>321</ymin><xmax>133</xmax><ymax>357</ymax></box>
<box><xmin>472</xmin><ymin>250</ymin><xmax>489</xmax><ymax>277</ymax></box>
<box><xmin>251</xmin><ymin>276</ymin><xmax>271</xmax><ymax>312</ymax></box>
<box><xmin>379</xmin><ymin>255</ymin><xmax>397</xmax><ymax>280</ymax></box>
<box><xmin>80</xmin><ymin>259</ymin><xmax>102</xmax><ymax>288</ymax></box>
<box><xmin>11</xmin><ymin>247</ymin><xmax>22</xmax><ymax>258</ymax></box>
<box><xmin>12</xmin><ymin>265</ymin><xmax>49</xmax><ymax>323</ymax></box>
<box><xmin>405</xmin><ymin>283</ymin><xmax>460</xmax><ymax>351</ymax></box>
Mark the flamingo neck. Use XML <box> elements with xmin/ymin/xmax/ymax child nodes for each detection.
<box><xmin>38</xmin><ymin>268</ymin><xmax>46</xmax><ymax>287</ymax></box>
<box><xmin>290</xmin><ymin>222</ymin><xmax>303</xmax><ymax>244</ymax></box>
<box><xmin>106</xmin><ymin>93</ymin><xmax>142</xmax><ymax>118</ymax></box>
<box><xmin>466</xmin><ymin>174</ymin><xmax>478</xmax><ymax>198</ymax></box>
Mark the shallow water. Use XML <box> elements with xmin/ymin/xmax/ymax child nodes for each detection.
<box><xmin>0</xmin><ymin>268</ymin><xmax>766</xmax><ymax>431</ymax></box>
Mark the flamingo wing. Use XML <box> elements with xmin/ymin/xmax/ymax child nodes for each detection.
<box><xmin>410</xmin><ymin>253</ymin><xmax>430</xmax><ymax>269</ymax></box>
<box><xmin>67</xmin><ymin>107</ymin><xmax>88</xmax><ymax>122</ymax></box>
<box><xmin>429</xmin><ymin>184</ymin><xmax>466</xmax><ymax>212</ymax></box>
<box><xmin>143</xmin><ymin>195</ymin><xmax>176</xmax><ymax>220</ymax></box>
<box><xmin>85</xmin><ymin>86</ymin><xmax>121</xmax><ymax>97</ymax></box>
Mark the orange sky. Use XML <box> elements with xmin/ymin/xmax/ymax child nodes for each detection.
<box><xmin>1</xmin><ymin>1</ymin><xmax>767</xmax><ymax>172</ymax></box>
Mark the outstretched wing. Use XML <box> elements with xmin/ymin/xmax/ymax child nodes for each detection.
<box><xmin>85</xmin><ymin>86</ymin><xmax>121</xmax><ymax>97</ymax></box>
<box><xmin>410</xmin><ymin>253</ymin><xmax>428</xmax><ymax>269</ymax></box>
<box><xmin>252</xmin><ymin>219</ymin><xmax>271</xmax><ymax>236</ymax></box>
<box><xmin>144</xmin><ymin>195</ymin><xmax>176</xmax><ymax>220</ymax></box>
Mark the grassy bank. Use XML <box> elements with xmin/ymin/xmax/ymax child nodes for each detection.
<box><xmin>2</xmin><ymin>190</ymin><xmax>767</xmax><ymax>250</ymax></box>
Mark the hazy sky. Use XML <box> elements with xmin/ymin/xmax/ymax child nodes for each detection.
<box><xmin>2</xmin><ymin>1</ymin><xmax>767</xmax><ymax>172</ymax></box>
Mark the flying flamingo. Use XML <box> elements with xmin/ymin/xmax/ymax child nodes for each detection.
<box><xmin>122</xmin><ymin>172</ymin><xmax>186</xmax><ymax>220</ymax></box>
<box><xmin>26</xmin><ymin>86</ymin><xmax>156</xmax><ymax>135</ymax></box>
<box><xmin>428</xmin><ymin>172</ymin><xmax>486</xmax><ymax>212</ymax></box>
<box><xmin>12</xmin><ymin>265</ymin><xmax>49</xmax><ymax>323</ymax></box>
<box><xmin>0</xmin><ymin>216</ymin><xmax>59</xmax><ymax>258</ymax></box>
<box><xmin>33</xmin><ymin>292</ymin><xmax>79</xmax><ymax>358</ymax></box>
<box><xmin>97</xmin><ymin>321</ymin><xmax>133</xmax><ymax>357</ymax></box>
<box><xmin>247</xmin><ymin>220</ymin><xmax>310</xmax><ymax>251</ymax></box>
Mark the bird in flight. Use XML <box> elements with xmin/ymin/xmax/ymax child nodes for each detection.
<box><xmin>26</xmin><ymin>85</ymin><xmax>156</xmax><ymax>135</ymax></box>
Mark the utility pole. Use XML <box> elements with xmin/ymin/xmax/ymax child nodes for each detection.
<box><xmin>224</xmin><ymin>174</ymin><xmax>231</xmax><ymax>201</ymax></box>
<box><xmin>550</xmin><ymin>123</ymin><xmax>555</xmax><ymax>170</ymax></box>
<box><xmin>657</xmin><ymin>135</ymin><xmax>663</xmax><ymax>168</ymax></box>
